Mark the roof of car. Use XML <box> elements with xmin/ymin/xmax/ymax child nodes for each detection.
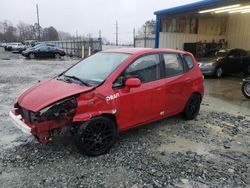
<box><xmin>103</xmin><ymin>48</ymin><xmax>188</xmax><ymax>55</ymax></box>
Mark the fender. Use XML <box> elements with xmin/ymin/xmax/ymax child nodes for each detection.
<box><xmin>73</xmin><ymin>109</ymin><xmax>117</xmax><ymax>122</ymax></box>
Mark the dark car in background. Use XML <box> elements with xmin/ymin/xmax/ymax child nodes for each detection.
<box><xmin>22</xmin><ymin>45</ymin><xmax>65</xmax><ymax>59</ymax></box>
<box><xmin>198</xmin><ymin>49</ymin><xmax>250</xmax><ymax>78</ymax></box>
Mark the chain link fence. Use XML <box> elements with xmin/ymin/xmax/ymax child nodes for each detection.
<box><xmin>46</xmin><ymin>38</ymin><xmax>102</xmax><ymax>58</ymax></box>
<box><xmin>134</xmin><ymin>36</ymin><xmax>155</xmax><ymax>48</ymax></box>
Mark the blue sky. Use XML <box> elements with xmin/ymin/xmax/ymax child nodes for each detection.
<box><xmin>0</xmin><ymin>0</ymin><xmax>201</xmax><ymax>43</ymax></box>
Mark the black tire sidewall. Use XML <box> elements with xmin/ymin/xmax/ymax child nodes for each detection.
<box><xmin>242</xmin><ymin>82</ymin><xmax>250</xmax><ymax>99</ymax></box>
<box><xmin>75</xmin><ymin>116</ymin><xmax>118</xmax><ymax>156</ymax></box>
<box><xmin>183</xmin><ymin>94</ymin><xmax>201</xmax><ymax>120</ymax></box>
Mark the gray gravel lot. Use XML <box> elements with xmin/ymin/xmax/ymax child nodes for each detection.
<box><xmin>0</xmin><ymin>48</ymin><xmax>249</xmax><ymax>188</ymax></box>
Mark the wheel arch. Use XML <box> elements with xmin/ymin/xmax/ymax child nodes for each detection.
<box><xmin>192</xmin><ymin>91</ymin><xmax>202</xmax><ymax>102</ymax></box>
<box><xmin>73</xmin><ymin>111</ymin><xmax>119</xmax><ymax>129</ymax></box>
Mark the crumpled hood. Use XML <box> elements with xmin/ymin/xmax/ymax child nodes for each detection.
<box><xmin>18</xmin><ymin>79</ymin><xmax>93</xmax><ymax>112</ymax></box>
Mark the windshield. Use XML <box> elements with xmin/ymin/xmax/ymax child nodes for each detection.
<box><xmin>63</xmin><ymin>52</ymin><xmax>131</xmax><ymax>85</ymax></box>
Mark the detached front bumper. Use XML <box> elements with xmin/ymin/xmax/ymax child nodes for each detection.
<box><xmin>9</xmin><ymin>110</ymin><xmax>31</xmax><ymax>135</ymax></box>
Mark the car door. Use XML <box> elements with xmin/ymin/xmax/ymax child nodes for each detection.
<box><xmin>225</xmin><ymin>50</ymin><xmax>242</xmax><ymax>73</ymax></box>
<box><xmin>37</xmin><ymin>46</ymin><xmax>49</xmax><ymax>57</ymax></box>
<box><xmin>48</xmin><ymin>46</ymin><xmax>56</xmax><ymax>57</ymax></box>
<box><xmin>162</xmin><ymin>53</ymin><xmax>188</xmax><ymax>115</ymax></box>
<box><xmin>113</xmin><ymin>53</ymin><xmax>166</xmax><ymax>129</ymax></box>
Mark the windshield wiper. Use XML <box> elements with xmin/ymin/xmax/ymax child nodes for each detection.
<box><xmin>63</xmin><ymin>74</ymin><xmax>91</xmax><ymax>87</ymax></box>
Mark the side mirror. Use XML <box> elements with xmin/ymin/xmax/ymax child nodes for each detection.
<box><xmin>125</xmin><ymin>77</ymin><xmax>141</xmax><ymax>88</ymax></box>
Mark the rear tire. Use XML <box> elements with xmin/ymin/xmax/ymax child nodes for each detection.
<box><xmin>75</xmin><ymin>116</ymin><xmax>118</xmax><ymax>156</ymax></box>
<box><xmin>182</xmin><ymin>93</ymin><xmax>201</xmax><ymax>120</ymax></box>
<box><xmin>242</xmin><ymin>81</ymin><xmax>250</xmax><ymax>99</ymax></box>
<box><xmin>54</xmin><ymin>53</ymin><xmax>61</xmax><ymax>59</ymax></box>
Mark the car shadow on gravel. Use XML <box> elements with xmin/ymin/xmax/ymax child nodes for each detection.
<box><xmin>1</xmin><ymin>111</ymin><xmax>249</xmax><ymax>187</ymax></box>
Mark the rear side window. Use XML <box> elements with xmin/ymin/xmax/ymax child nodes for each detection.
<box><xmin>163</xmin><ymin>53</ymin><xmax>184</xmax><ymax>77</ymax></box>
<box><xmin>125</xmin><ymin>54</ymin><xmax>161</xmax><ymax>83</ymax></box>
<box><xmin>183</xmin><ymin>55</ymin><xmax>194</xmax><ymax>70</ymax></box>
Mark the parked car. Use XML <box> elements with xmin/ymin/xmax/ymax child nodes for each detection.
<box><xmin>11</xmin><ymin>43</ymin><xmax>26</xmax><ymax>53</ymax></box>
<box><xmin>4</xmin><ymin>43</ymin><xmax>15</xmax><ymax>51</ymax></box>
<box><xmin>22</xmin><ymin>45</ymin><xmax>65</xmax><ymax>58</ymax></box>
<box><xmin>10</xmin><ymin>48</ymin><xmax>204</xmax><ymax>156</ymax></box>
<box><xmin>242</xmin><ymin>77</ymin><xmax>250</xmax><ymax>99</ymax></box>
<box><xmin>198</xmin><ymin>49</ymin><xmax>250</xmax><ymax>77</ymax></box>
<box><xmin>0</xmin><ymin>42</ymin><xmax>7</xmax><ymax>47</ymax></box>
<box><xmin>24</xmin><ymin>40</ymin><xmax>38</xmax><ymax>48</ymax></box>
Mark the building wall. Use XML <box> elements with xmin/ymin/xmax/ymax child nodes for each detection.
<box><xmin>227</xmin><ymin>14</ymin><xmax>250</xmax><ymax>50</ymax></box>
<box><xmin>198</xmin><ymin>17</ymin><xmax>227</xmax><ymax>36</ymax></box>
<box><xmin>159</xmin><ymin>32</ymin><xmax>226</xmax><ymax>50</ymax></box>
<box><xmin>159</xmin><ymin>16</ymin><xmax>228</xmax><ymax>50</ymax></box>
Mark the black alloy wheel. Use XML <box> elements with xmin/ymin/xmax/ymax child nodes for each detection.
<box><xmin>75</xmin><ymin>116</ymin><xmax>118</xmax><ymax>156</ymax></box>
<box><xmin>182</xmin><ymin>93</ymin><xmax>201</xmax><ymax>120</ymax></box>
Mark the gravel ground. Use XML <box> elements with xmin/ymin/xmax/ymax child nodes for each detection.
<box><xmin>0</xmin><ymin>48</ymin><xmax>249</xmax><ymax>188</ymax></box>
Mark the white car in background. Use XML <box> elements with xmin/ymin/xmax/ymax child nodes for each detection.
<box><xmin>11</xmin><ymin>43</ymin><xmax>27</xmax><ymax>53</ymax></box>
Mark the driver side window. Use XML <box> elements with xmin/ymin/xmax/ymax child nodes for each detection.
<box><xmin>125</xmin><ymin>54</ymin><xmax>161</xmax><ymax>83</ymax></box>
<box><xmin>113</xmin><ymin>54</ymin><xmax>161</xmax><ymax>88</ymax></box>
<box><xmin>39</xmin><ymin>46</ymin><xmax>49</xmax><ymax>52</ymax></box>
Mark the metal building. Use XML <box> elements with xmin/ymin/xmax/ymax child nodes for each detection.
<box><xmin>154</xmin><ymin>0</ymin><xmax>250</xmax><ymax>53</ymax></box>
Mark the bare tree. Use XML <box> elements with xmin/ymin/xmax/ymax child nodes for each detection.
<box><xmin>58</xmin><ymin>31</ymin><xmax>72</xmax><ymax>40</ymax></box>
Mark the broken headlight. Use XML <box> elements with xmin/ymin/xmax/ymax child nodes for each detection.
<box><xmin>38</xmin><ymin>97</ymin><xmax>77</xmax><ymax>122</ymax></box>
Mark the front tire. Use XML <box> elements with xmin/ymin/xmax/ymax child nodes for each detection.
<box><xmin>215</xmin><ymin>67</ymin><xmax>223</xmax><ymax>78</ymax></box>
<box><xmin>182</xmin><ymin>93</ymin><xmax>201</xmax><ymax>120</ymax></box>
<box><xmin>29</xmin><ymin>53</ymin><xmax>35</xmax><ymax>59</ymax></box>
<box><xmin>75</xmin><ymin>116</ymin><xmax>118</xmax><ymax>156</ymax></box>
<box><xmin>242</xmin><ymin>81</ymin><xmax>250</xmax><ymax>99</ymax></box>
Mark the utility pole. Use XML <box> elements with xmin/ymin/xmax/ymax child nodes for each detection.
<box><xmin>99</xmin><ymin>30</ymin><xmax>102</xmax><ymax>39</ymax></box>
<box><xmin>115</xmin><ymin>21</ymin><xmax>118</xmax><ymax>46</ymax></box>
<box><xmin>99</xmin><ymin>30</ymin><xmax>102</xmax><ymax>50</ymax></box>
<box><xmin>144</xmin><ymin>25</ymin><xmax>147</xmax><ymax>48</ymax></box>
<box><xmin>36</xmin><ymin>4</ymin><xmax>41</xmax><ymax>41</ymax></box>
<box><xmin>133</xmin><ymin>28</ymin><xmax>136</xmax><ymax>48</ymax></box>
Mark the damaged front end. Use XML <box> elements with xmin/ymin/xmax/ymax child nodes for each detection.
<box><xmin>10</xmin><ymin>97</ymin><xmax>77</xmax><ymax>144</ymax></box>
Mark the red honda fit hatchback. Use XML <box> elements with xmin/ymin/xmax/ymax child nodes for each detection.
<box><xmin>10</xmin><ymin>48</ymin><xmax>204</xmax><ymax>156</ymax></box>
